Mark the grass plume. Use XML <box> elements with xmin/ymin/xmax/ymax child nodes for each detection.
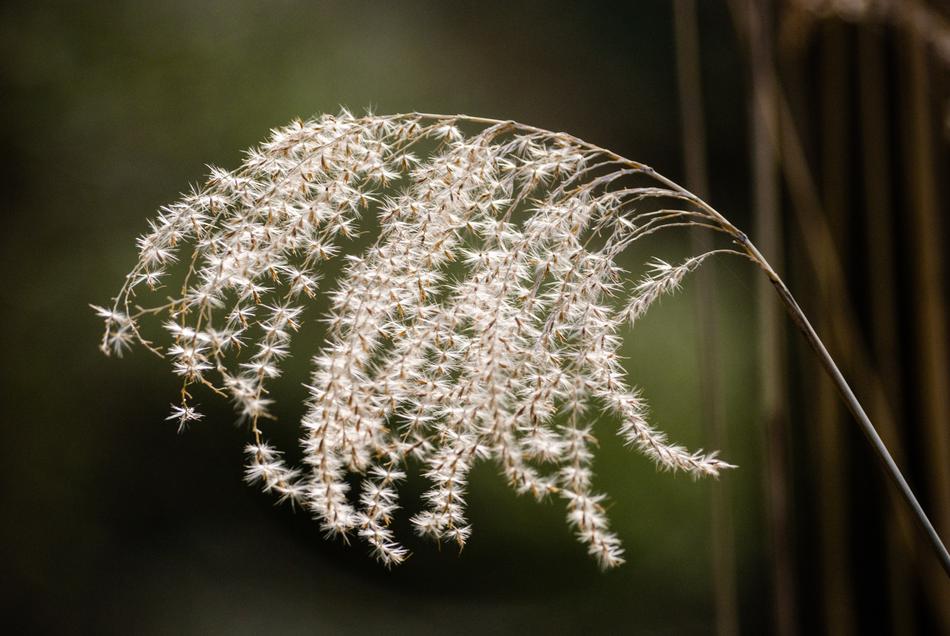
<box><xmin>94</xmin><ymin>111</ymin><xmax>949</xmax><ymax>574</ymax></box>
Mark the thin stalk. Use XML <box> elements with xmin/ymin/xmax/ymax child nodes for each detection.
<box><xmin>672</xmin><ymin>2</ymin><xmax>739</xmax><ymax>634</ymax></box>
<box><xmin>742</xmin><ymin>239</ymin><xmax>950</xmax><ymax>578</ymax></box>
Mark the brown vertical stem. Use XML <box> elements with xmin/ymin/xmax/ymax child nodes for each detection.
<box><xmin>672</xmin><ymin>2</ymin><xmax>739</xmax><ymax>634</ymax></box>
<box><xmin>857</xmin><ymin>24</ymin><xmax>915</xmax><ymax>636</ymax></box>
<box><xmin>900</xmin><ymin>25</ymin><xmax>950</xmax><ymax>552</ymax></box>
<box><xmin>743</xmin><ymin>1</ymin><xmax>798</xmax><ymax>634</ymax></box>
<box><xmin>815</xmin><ymin>20</ymin><xmax>855</xmax><ymax>635</ymax></box>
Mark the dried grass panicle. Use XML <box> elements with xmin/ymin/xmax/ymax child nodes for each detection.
<box><xmin>96</xmin><ymin>110</ymin><xmax>747</xmax><ymax>568</ymax></box>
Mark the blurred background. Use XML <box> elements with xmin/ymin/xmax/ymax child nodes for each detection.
<box><xmin>2</xmin><ymin>0</ymin><xmax>948</xmax><ymax>633</ymax></box>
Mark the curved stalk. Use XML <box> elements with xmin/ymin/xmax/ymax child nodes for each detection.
<box><xmin>743</xmin><ymin>236</ymin><xmax>950</xmax><ymax>577</ymax></box>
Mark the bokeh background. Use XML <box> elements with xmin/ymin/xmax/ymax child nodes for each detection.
<box><xmin>2</xmin><ymin>1</ymin><xmax>948</xmax><ymax>634</ymax></box>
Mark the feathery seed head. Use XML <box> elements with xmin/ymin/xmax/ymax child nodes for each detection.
<box><xmin>96</xmin><ymin>111</ymin><xmax>743</xmax><ymax>568</ymax></box>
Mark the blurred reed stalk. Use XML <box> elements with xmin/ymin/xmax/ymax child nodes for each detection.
<box><xmin>734</xmin><ymin>1</ymin><xmax>799</xmax><ymax>634</ymax></box>
<box><xmin>672</xmin><ymin>2</ymin><xmax>739</xmax><ymax>634</ymax></box>
<box><xmin>896</xmin><ymin>23</ymin><xmax>950</xmax><ymax>628</ymax></box>
<box><xmin>815</xmin><ymin>20</ymin><xmax>855</xmax><ymax>635</ymax></box>
<box><xmin>857</xmin><ymin>23</ymin><xmax>914</xmax><ymax>635</ymax></box>
<box><xmin>899</xmin><ymin>21</ymin><xmax>950</xmax><ymax>550</ymax></box>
